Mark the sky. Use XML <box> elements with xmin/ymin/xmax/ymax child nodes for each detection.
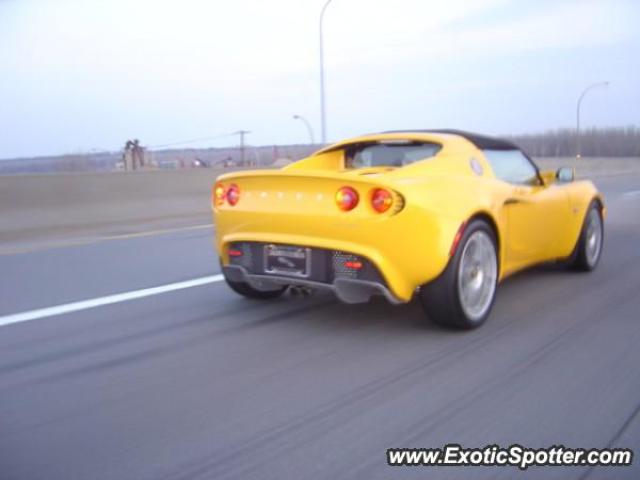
<box><xmin>0</xmin><ymin>0</ymin><xmax>638</xmax><ymax>159</ymax></box>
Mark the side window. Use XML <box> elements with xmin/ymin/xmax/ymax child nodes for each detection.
<box><xmin>483</xmin><ymin>149</ymin><xmax>540</xmax><ymax>185</ymax></box>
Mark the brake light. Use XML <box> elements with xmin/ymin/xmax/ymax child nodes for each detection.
<box><xmin>228</xmin><ymin>249</ymin><xmax>243</xmax><ymax>257</ymax></box>
<box><xmin>344</xmin><ymin>260</ymin><xmax>363</xmax><ymax>270</ymax></box>
<box><xmin>371</xmin><ymin>188</ymin><xmax>393</xmax><ymax>213</ymax></box>
<box><xmin>335</xmin><ymin>186</ymin><xmax>359</xmax><ymax>211</ymax></box>
<box><xmin>226</xmin><ymin>184</ymin><xmax>240</xmax><ymax>206</ymax></box>
<box><xmin>213</xmin><ymin>182</ymin><xmax>226</xmax><ymax>206</ymax></box>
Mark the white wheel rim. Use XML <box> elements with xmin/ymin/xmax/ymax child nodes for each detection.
<box><xmin>457</xmin><ymin>230</ymin><xmax>497</xmax><ymax>321</ymax></box>
<box><xmin>585</xmin><ymin>209</ymin><xmax>602</xmax><ymax>267</ymax></box>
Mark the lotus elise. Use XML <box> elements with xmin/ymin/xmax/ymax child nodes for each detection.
<box><xmin>212</xmin><ymin>130</ymin><xmax>604</xmax><ymax>329</ymax></box>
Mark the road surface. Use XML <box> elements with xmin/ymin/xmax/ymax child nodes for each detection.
<box><xmin>1</xmin><ymin>174</ymin><xmax>639</xmax><ymax>479</ymax></box>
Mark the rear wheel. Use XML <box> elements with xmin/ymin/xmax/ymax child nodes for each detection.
<box><xmin>223</xmin><ymin>275</ymin><xmax>288</xmax><ymax>300</ymax></box>
<box><xmin>419</xmin><ymin>220</ymin><xmax>498</xmax><ymax>329</ymax></box>
<box><xmin>570</xmin><ymin>201</ymin><xmax>604</xmax><ymax>271</ymax></box>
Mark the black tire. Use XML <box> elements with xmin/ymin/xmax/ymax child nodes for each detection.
<box><xmin>224</xmin><ymin>276</ymin><xmax>288</xmax><ymax>300</ymax></box>
<box><xmin>569</xmin><ymin>201</ymin><xmax>604</xmax><ymax>272</ymax></box>
<box><xmin>419</xmin><ymin>219</ymin><xmax>498</xmax><ymax>329</ymax></box>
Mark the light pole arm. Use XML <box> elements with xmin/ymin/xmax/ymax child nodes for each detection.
<box><xmin>293</xmin><ymin>115</ymin><xmax>315</xmax><ymax>144</ymax></box>
<box><xmin>320</xmin><ymin>0</ymin><xmax>333</xmax><ymax>30</ymax></box>
<box><xmin>576</xmin><ymin>81</ymin><xmax>609</xmax><ymax>159</ymax></box>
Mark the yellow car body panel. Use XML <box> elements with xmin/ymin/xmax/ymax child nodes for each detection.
<box><xmin>213</xmin><ymin>132</ymin><xmax>603</xmax><ymax>302</ymax></box>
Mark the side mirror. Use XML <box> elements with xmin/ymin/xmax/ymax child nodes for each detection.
<box><xmin>556</xmin><ymin>167</ymin><xmax>574</xmax><ymax>183</ymax></box>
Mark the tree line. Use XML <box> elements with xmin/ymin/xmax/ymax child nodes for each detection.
<box><xmin>506</xmin><ymin>126</ymin><xmax>640</xmax><ymax>157</ymax></box>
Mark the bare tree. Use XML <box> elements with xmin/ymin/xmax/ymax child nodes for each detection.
<box><xmin>507</xmin><ymin>127</ymin><xmax>640</xmax><ymax>157</ymax></box>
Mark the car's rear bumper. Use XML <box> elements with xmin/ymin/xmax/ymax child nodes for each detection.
<box><xmin>215</xmin><ymin>207</ymin><xmax>461</xmax><ymax>302</ymax></box>
<box><xmin>223</xmin><ymin>241</ymin><xmax>404</xmax><ymax>304</ymax></box>
<box><xmin>223</xmin><ymin>264</ymin><xmax>403</xmax><ymax>304</ymax></box>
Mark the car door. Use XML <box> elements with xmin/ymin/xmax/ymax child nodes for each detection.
<box><xmin>483</xmin><ymin>149</ymin><xmax>571</xmax><ymax>270</ymax></box>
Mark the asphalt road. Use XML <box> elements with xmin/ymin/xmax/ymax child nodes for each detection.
<box><xmin>1</xmin><ymin>174</ymin><xmax>639</xmax><ymax>480</ymax></box>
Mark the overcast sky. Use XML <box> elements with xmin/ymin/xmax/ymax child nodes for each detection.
<box><xmin>1</xmin><ymin>0</ymin><xmax>638</xmax><ymax>159</ymax></box>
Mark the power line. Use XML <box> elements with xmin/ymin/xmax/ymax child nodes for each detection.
<box><xmin>149</xmin><ymin>132</ymin><xmax>236</xmax><ymax>149</ymax></box>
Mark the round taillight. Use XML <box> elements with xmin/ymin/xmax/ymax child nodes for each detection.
<box><xmin>226</xmin><ymin>184</ymin><xmax>240</xmax><ymax>206</ymax></box>
<box><xmin>371</xmin><ymin>188</ymin><xmax>393</xmax><ymax>213</ymax></box>
<box><xmin>213</xmin><ymin>182</ymin><xmax>226</xmax><ymax>206</ymax></box>
<box><xmin>335</xmin><ymin>186</ymin><xmax>359</xmax><ymax>211</ymax></box>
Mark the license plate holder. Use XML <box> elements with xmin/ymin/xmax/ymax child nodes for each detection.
<box><xmin>264</xmin><ymin>245</ymin><xmax>310</xmax><ymax>278</ymax></box>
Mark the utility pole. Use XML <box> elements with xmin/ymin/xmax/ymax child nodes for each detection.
<box><xmin>319</xmin><ymin>0</ymin><xmax>334</xmax><ymax>144</ymax></box>
<box><xmin>234</xmin><ymin>130</ymin><xmax>250</xmax><ymax>165</ymax></box>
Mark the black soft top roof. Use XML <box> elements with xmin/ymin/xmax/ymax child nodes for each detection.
<box><xmin>382</xmin><ymin>129</ymin><xmax>520</xmax><ymax>151</ymax></box>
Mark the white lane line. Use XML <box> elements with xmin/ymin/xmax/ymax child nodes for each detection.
<box><xmin>622</xmin><ymin>189</ymin><xmax>640</xmax><ymax>197</ymax></box>
<box><xmin>0</xmin><ymin>274</ymin><xmax>224</xmax><ymax>328</ymax></box>
<box><xmin>0</xmin><ymin>223</ymin><xmax>213</xmax><ymax>256</ymax></box>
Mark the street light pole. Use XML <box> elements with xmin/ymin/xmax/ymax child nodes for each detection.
<box><xmin>293</xmin><ymin>115</ymin><xmax>315</xmax><ymax>144</ymax></box>
<box><xmin>576</xmin><ymin>81</ymin><xmax>609</xmax><ymax>160</ymax></box>
<box><xmin>319</xmin><ymin>0</ymin><xmax>333</xmax><ymax>145</ymax></box>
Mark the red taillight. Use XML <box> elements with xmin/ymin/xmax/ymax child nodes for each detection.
<box><xmin>344</xmin><ymin>260</ymin><xmax>363</xmax><ymax>270</ymax></box>
<box><xmin>335</xmin><ymin>186</ymin><xmax>359</xmax><ymax>211</ymax></box>
<box><xmin>371</xmin><ymin>188</ymin><xmax>393</xmax><ymax>213</ymax></box>
<box><xmin>226</xmin><ymin>184</ymin><xmax>240</xmax><ymax>206</ymax></box>
<box><xmin>228</xmin><ymin>249</ymin><xmax>243</xmax><ymax>257</ymax></box>
<box><xmin>213</xmin><ymin>182</ymin><xmax>226</xmax><ymax>206</ymax></box>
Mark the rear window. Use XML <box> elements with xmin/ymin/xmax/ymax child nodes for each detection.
<box><xmin>344</xmin><ymin>141</ymin><xmax>441</xmax><ymax>169</ymax></box>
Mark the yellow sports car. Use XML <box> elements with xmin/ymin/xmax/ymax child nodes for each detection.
<box><xmin>212</xmin><ymin>130</ymin><xmax>604</xmax><ymax>329</ymax></box>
